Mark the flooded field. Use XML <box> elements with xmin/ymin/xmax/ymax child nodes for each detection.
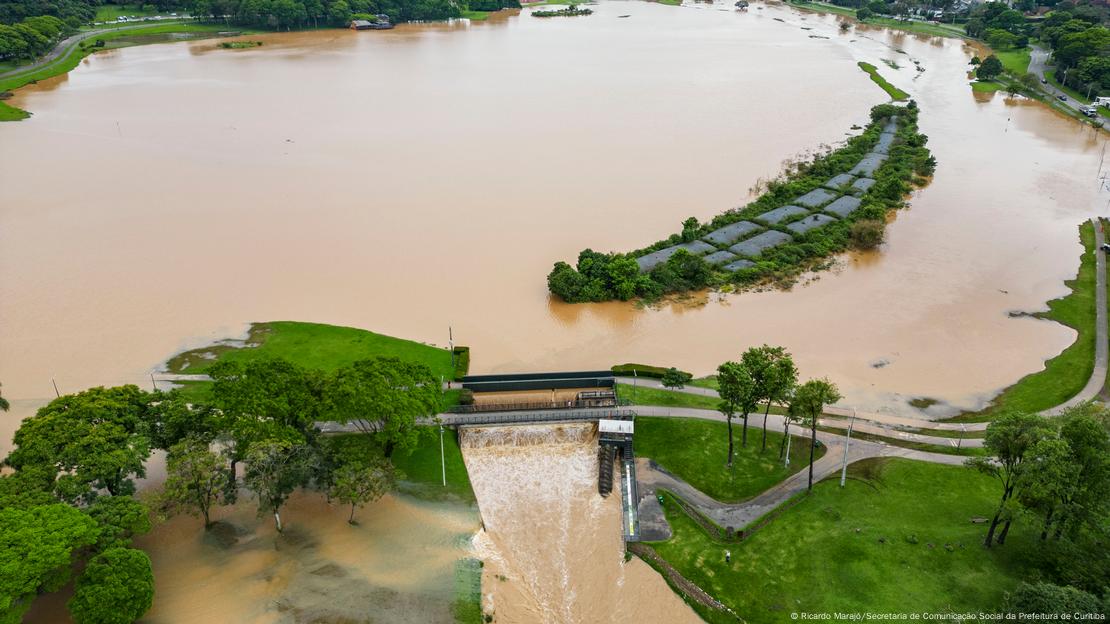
<box><xmin>0</xmin><ymin>1</ymin><xmax>1102</xmax><ymax>430</ymax></box>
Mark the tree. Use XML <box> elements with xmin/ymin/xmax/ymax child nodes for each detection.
<box><xmin>1019</xmin><ymin>437</ymin><xmax>1077</xmax><ymax>541</ymax></box>
<box><xmin>328</xmin><ymin>456</ymin><xmax>395</xmax><ymax>524</ymax></box>
<box><xmin>1005</xmin><ymin>581</ymin><xmax>1103</xmax><ymax>616</ymax></box>
<box><xmin>680</xmin><ymin>217</ymin><xmax>700</xmax><ymax>243</ymax></box>
<box><xmin>791</xmin><ymin>378</ymin><xmax>842</xmax><ymax>492</ymax></box>
<box><xmin>209</xmin><ymin>359</ymin><xmax>324</xmax><ymax>499</ymax></box>
<box><xmin>0</xmin><ymin>381</ymin><xmax>8</xmax><ymax>411</ymax></box>
<box><xmin>660</xmin><ymin>367</ymin><xmax>693</xmax><ymax>390</ymax></box>
<box><xmin>242</xmin><ymin>440</ymin><xmax>316</xmax><ymax>532</ymax></box>
<box><xmin>6</xmin><ymin>386</ymin><xmax>153</xmax><ymax>502</ymax></box>
<box><xmin>976</xmin><ymin>54</ymin><xmax>1004</xmax><ymax>81</ymax></box>
<box><xmin>966</xmin><ymin>411</ymin><xmax>1052</xmax><ymax>547</ymax></box>
<box><xmin>158</xmin><ymin>437</ymin><xmax>227</xmax><ymax>528</ymax></box>
<box><xmin>741</xmin><ymin>345</ymin><xmax>797</xmax><ymax>453</ymax></box>
<box><xmin>0</xmin><ymin>504</ymin><xmax>98</xmax><ymax>624</ymax></box>
<box><xmin>145</xmin><ymin>391</ymin><xmax>219</xmax><ymax>450</ymax></box>
<box><xmin>1020</xmin><ymin>71</ymin><xmax>1041</xmax><ymax>93</ymax></box>
<box><xmin>717</xmin><ymin>361</ymin><xmax>758</xmax><ymax>466</ymax></box>
<box><xmin>325</xmin><ymin>357</ymin><xmax>442</xmax><ymax>457</ymax></box>
<box><xmin>68</xmin><ymin>548</ymin><xmax>154</xmax><ymax>624</ymax></box>
<box><xmin>855</xmin><ymin>7</ymin><xmax>872</xmax><ymax>19</ymax></box>
<box><xmin>85</xmin><ymin>496</ymin><xmax>151</xmax><ymax>552</ymax></box>
<box><xmin>849</xmin><ymin>220</ymin><xmax>885</xmax><ymax>249</ymax></box>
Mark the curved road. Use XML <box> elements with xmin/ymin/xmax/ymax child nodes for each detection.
<box><xmin>0</xmin><ymin>19</ymin><xmax>192</xmax><ymax>82</ymax></box>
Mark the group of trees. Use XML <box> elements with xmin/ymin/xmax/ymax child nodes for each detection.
<box><xmin>968</xmin><ymin>405</ymin><xmax>1110</xmax><ymax>609</ymax></box>
<box><xmin>0</xmin><ymin>14</ymin><xmax>69</xmax><ymax>61</ymax></box>
<box><xmin>0</xmin><ymin>355</ymin><xmax>441</xmax><ymax>623</ymax></box>
<box><xmin>966</xmin><ymin>2</ymin><xmax>1031</xmax><ymax>48</ymax></box>
<box><xmin>548</xmin><ymin>104</ymin><xmax>935</xmax><ymax>304</ymax></box>
<box><xmin>189</xmin><ymin>0</ymin><xmax>466</xmax><ymax>29</ymax></box>
<box><xmin>714</xmin><ymin>345</ymin><xmax>841</xmax><ymax>492</ymax></box>
<box><xmin>0</xmin><ymin>0</ymin><xmax>92</xmax><ymax>26</ymax></box>
<box><xmin>1039</xmin><ymin>3</ymin><xmax>1110</xmax><ymax>97</ymax></box>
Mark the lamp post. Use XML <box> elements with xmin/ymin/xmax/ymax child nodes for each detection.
<box><xmin>440</xmin><ymin>425</ymin><xmax>446</xmax><ymax>487</ymax></box>
<box><xmin>839</xmin><ymin>410</ymin><xmax>856</xmax><ymax>487</ymax></box>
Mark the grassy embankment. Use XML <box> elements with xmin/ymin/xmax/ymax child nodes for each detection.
<box><xmin>857</xmin><ymin>61</ymin><xmax>909</xmax><ymax>101</ymax></box>
<box><xmin>637</xmin><ymin>417</ymin><xmax>823</xmax><ymax>502</ymax></box>
<box><xmin>164</xmin><ymin>321</ymin><xmax>472</xmax><ymax>499</ymax></box>
<box><xmin>460</xmin><ymin>10</ymin><xmax>491</xmax><ymax>19</ymax></box>
<box><xmin>619</xmin><ymin>379</ymin><xmax>983</xmax><ymax>454</ymax></box>
<box><xmin>786</xmin><ymin>0</ymin><xmax>966</xmax><ymax>37</ymax></box>
<box><xmin>972</xmin><ymin>47</ymin><xmax>1030</xmax><ymax>93</ymax></box>
<box><xmin>0</xmin><ymin>22</ymin><xmax>244</xmax><ymax>121</ymax></box>
<box><xmin>949</xmin><ymin>222</ymin><xmax>1096</xmax><ymax>422</ymax></box>
<box><xmin>643</xmin><ymin>458</ymin><xmax>1030</xmax><ymax>624</ymax></box>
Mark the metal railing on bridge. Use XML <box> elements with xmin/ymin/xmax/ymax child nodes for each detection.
<box><xmin>447</xmin><ymin>398</ymin><xmax>629</xmax><ymax>414</ymax></box>
<box><xmin>443</xmin><ymin>409</ymin><xmax>636</xmax><ymax>426</ymax></box>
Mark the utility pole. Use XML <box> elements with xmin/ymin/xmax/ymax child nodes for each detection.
<box><xmin>839</xmin><ymin>410</ymin><xmax>856</xmax><ymax>487</ymax></box>
<box><xmin>440</xmin><ymin>425</ymin><xmax>447</xmax><ymax>487</ymax></box>
<box><xmin>150</xmin><ymin>373</ymin><xmax>158</xmax><ymax>392</ymax></box>
<box><xmin>51</xmin><ymin>378</ymin><xmax>60</xmax><ymax>398</ymax></box>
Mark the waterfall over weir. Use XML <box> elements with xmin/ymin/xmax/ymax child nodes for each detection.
<box><xmin>459</xmin><ymin>423</ymin><xmax>700</xmax><ymax>624</ymax></box>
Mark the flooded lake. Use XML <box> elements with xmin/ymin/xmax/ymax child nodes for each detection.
<box><xmin>1</xmin><ymin>1</ymin><xmax>1102</xmax><ymax>426</ymax></box>
<box><xmin>1</xmin><ymin>2</ymin><xmax>1106</xmax><ymax>620</ymax></box>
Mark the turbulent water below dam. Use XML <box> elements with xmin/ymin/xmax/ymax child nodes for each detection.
<box><xmin>460</xmin><ymin>423</ymin><xmax>700</xmax><ymax>623</ymax></box>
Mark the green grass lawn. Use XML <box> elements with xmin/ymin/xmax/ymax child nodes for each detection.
<box><xmin>617</xmin><ymin>384</ymin><xmax>721</xmax><ymax>411</ymax></box>
<box><xmin>460</xmin><ymin>9</ymin><xmax>490</xmax><ymax>19</ymax></box>
<box><xmin>636</xmin><ymin>416</ymin><xmax>823</xmax><ymax>503</ymax></box>
<box><xmin>858</xmin><ymin>61</ymin><xmax>909</xmax><ymax>101</ymax></box>
<box><xmin>994</xmin><ymin>47</ymin><xmax>1030</xmax><ymax>75</ymax></box>
<box><xmin>94</xmin><ymin>4</ymin><xmax>164</xmax><ymax>21</ymax></box>
<box><xmin>167</xmin><ymin>321</ymin><xmax>457</xmax><ymax>378</ymax></box>
<box><xmin>390</xmin><ymin>427</ymin><xmax>475</xmax><ymax>502</ymax></box>
<box><xmin>646</xmin><ymin>459</ymin><xmax>1030</xmax><ymax>624</ymax></box>
<box><xmin>688</xmin><ymin>376</ymin><xmax>719</xmax><ymax>391</ymax></box>
<box><xmin>971</xmin><ymin>80</ymin><xmax>1005</xmax><ymax>93</ymax></box>
<box><xmin>951</xmin><ymin>222</ymin><xmax>1095</xmax><ymax>421</ymax></box>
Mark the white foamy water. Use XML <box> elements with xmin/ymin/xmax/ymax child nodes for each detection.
<box><xmin>460</xmin><ymin>423</ymin><xmax>700</xmax><ymax>623</ymax></box>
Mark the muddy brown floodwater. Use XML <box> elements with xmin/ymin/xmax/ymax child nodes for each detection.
<box><xmin>1</xmin><ymin>0</ymin><xmax>1108</xmax><ymax>621</ymax></box>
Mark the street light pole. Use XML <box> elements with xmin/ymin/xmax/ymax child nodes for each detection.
<box><xmin>839</xmin><ymin>410</ymin><xmax>856</xmax><ymax>488</ymax></box>
<box><xmin>784</xmin><ymin>421</ymin><xmax>792</xmax><ymax>468</ymax></box>
<box><xmin>440</xmin><ymin>425</ymin><xmax>447</xmax><ymax>487</ymax></box>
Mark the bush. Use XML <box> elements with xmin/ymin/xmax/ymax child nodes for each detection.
<box><xmin>661</xmin><ymin>367</ymin><xmax>693</xmax><ymax>389</ymax></box>
<box><xmin>1004</xmin><ymin>582</ymin><xmax>1103</xmax><ymax>616</ymax></box>
<box><xmin>611</xmin><ymin>363</ymin><xmax>692</xmax><ymax>379</ymax></box>
<box><xmin>850</xmin><ymin>220</ymin><xmax>885</xmax><ymax>250</ymax></box>
<box><xmin>452</xmin><ymin>346</ymin><xmax>470</xmax><ymax>381</ymax></box>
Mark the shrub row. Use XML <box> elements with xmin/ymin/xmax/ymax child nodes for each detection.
<box><xmin>546</xmin><ymin>102</ymin><xmax>935</xmax><ymax>303</ymax></box>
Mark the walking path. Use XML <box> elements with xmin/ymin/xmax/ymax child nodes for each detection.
<box><xmin>1043</xmin><ymin>218</ymin><xmax>1108</xmax><ymax>414</ymax></box>
<box><xmin>0</xmin><ymin>20</ymin><xmax>193</xmax><ymax>82</ymax></box>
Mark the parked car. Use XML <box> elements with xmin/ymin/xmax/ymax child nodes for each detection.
<box><xmin>1057</xmin><ymin>95</ymin><xmax>1068</xmax><ymax>102</ymax></box>
<box><xmin>1041</xmin><ymin>78</ymin><xmax>1047</xmax><ymax>84</ymax></box>
<box><xmin>1100</xmin><ymin>243</ymin><xmax>1110</xmax><ymax>253</ymax></box>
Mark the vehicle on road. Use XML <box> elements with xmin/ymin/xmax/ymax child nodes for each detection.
<box><xmin>1080</xmin><ymin>105</ymin><xmax>1098</xmax><ymax>117</ymax></box>
<box><xmin>1041</xmin><ymin>78</ymin><xmax>1047</xmax><ymax>84</ymax></box>
<box><xmin>1100</xmin><ymin>243</ymin><xmax>1110</xmax><ymax>253</ymax></box>
<box><xmin>1057</xmin><ymin>95</ymin><xmax>1067</xmax><ymax>102</ymax></box>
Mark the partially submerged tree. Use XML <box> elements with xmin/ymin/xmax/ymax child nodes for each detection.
<box><xmin>68</xmin><ymin>548</ymin><xmax>155</xmax><ymax>624</ymax></box>
<box><xmin>242</xmin><ymin>440</ymin><xmax>317</xmax><ymax>533</ymax></box>
<box><xmin>85</xmin><ymin>495</ymin><xmax>152</xmax><ymax>552</ymax></box>
<box><xmin>159</xmin><ymin>437</ymin><xmax>228</xmax><ymax>529</ymax></box>
<box><xmin>0</xmin><ymin>504</ymin><xmax>99</xmax><ymax>624</ymax></box>
<box><xmin>977</xmin><ymin>54</ymin><xmax>1004</xmax><ymax>80</ymax></box>
<box><xmin>717</xmin><ymin>361</ymin><xmax>758</xmax><ymax>465</ymax></box>
<box><xmin>740</xmin><ymin>345</ymin><xmax>797</xmax><ymax>453</ymax></box>
<box><xmin>6</xmin><ymin>386</ymin><xmax>153</xmax><ymax>502</ymax></box>
<box><xmin>328</xmin><ymin>456</ymin><xmax>396</xmax><ymax>524</ymax></box>
<box><xmin>966</xmin><ymin>411</ymin><xmax>1053</xmax><ymax>547</ymax></box>
<box><xmin>791</xmin><ymin>378</ymin><xmax>842</xmax><ymax>492</ymax></box>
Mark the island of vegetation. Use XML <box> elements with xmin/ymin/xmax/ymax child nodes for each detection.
<box><xmin>531</xmin><ymin>4</ymin><xmax>592</xmax><ymax>17</ymax></box>
<box><xmin>546</xmin><ymin>102</ymin><xmax>935</xmax><ymax>303</ymax></box>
